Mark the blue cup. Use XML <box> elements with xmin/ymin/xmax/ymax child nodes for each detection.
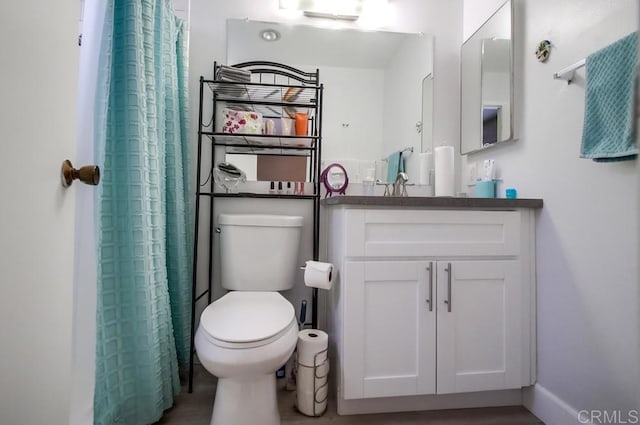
<box><xmin>475</xmin><ymin>180</ymin><xmax>496</xmax><ymax>198</ymax></box>
<box><xmin>505</xmin><ymin>188</ymin><xmax>517</xmax><ymax>199</ymax></box>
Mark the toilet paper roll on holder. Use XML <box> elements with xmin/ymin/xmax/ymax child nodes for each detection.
<box><xmin>300</xmin><ymin>265</ymin><xmax>332</xmax><ymax>282</ymax></box>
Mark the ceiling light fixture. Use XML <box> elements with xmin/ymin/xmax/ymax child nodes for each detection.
<box><xmin>259</xmin><ymin>29</ymin><xmax>281</xmax><ymax>42</ymax></box>
<box><xmin>280</xmin><ymin>0</ymin><xmax>364</xmax><ymax>21</ymax></box>
<box><xmin>302</xmin><ymin>10</ymin><xmax>359</xmax><ymax>21</ymax></box>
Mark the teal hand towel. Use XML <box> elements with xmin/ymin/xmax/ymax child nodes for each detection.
<box><xmin>581</xmin><ymin>32</ymin><xmax>638</xmax><ymax>162</ymax></box>
<box><xmin>386</xmin><ymin>151</ymin><xmax>404</xmax><ymax>182</ymax></box>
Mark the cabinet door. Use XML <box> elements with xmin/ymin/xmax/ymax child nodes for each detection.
<box><xmin>436</xmin><ymin>261</ymin><xmax>522</xmax><ymax>394</ymax></box>
<box><xmin>343</xmin><ymin>261</ymin><xmax>436</xmax><ymax>399</ymax></box>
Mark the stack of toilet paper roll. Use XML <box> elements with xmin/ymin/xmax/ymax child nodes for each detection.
<box><xmin>296</xmin><ymin>329</ymin><xmax>329</xmax><ymax>416</ymax></box>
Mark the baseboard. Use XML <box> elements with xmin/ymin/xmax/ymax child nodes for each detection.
<box><xmin>337</xmin><ymin>389</ymin><xmax>523</xmax><ymax>415</ymax></box>
<box><xmin>523</xmin><ymin>384</ymin><xmax>589</xmax><ymax>425</ymax></box>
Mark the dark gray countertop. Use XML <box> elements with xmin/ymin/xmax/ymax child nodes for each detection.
<box><xmin>321</xmin><ymin>196</ymin><xmax>543</xmax><ymax>209</ymax></box>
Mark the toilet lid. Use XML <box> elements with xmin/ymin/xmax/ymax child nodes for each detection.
<box><xmin>200</xmin><ymin>292</ymin><xmax>295</xmax><ymax>344</ymax></box>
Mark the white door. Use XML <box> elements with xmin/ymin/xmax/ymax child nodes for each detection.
<box><xmin>342</xmin><ymin>261</ymin><xmax>436</xmax><ymax>399</ymax></box>
<box><xmin>0</xmin><ymin>2</ymin><xmax>78</xmax><ymax>424</ymax></box>
<box><xmin>436</xmin><ymin>260</ymin><xmax>522</xmax><ymax>394</ymax></box>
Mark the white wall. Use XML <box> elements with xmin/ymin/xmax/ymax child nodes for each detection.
<box><xmin>189</xmin><ymin>0</ymin><xmax>462</xmax><ymax>324</ymax></box>
<box><xmin>462</xmin><ymin>0</ymin><xmax>639</xmax><ymax>423</ymax></box>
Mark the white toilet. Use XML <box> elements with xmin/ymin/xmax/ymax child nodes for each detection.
<box><xmin>195</xmin><ymin>214</ymin><xmax>303</xmax><ymax>425</ymax></box>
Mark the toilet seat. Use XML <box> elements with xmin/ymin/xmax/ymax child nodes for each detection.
<box><xmin>200</xmin><ymin>292</ymin><xmax>296</xmax><ymax>349</ymax></box>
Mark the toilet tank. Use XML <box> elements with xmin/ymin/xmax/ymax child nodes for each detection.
<box><xmin>218</xmin><ymin>214</ymin><xmax>304</xmax><ymax>291</ymax></box>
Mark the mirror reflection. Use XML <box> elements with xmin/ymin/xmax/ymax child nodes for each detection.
<box><xmin>460</xmin><ymin>0</ymin><xmax>513</xmax><ymax>155</ymax></box>
<box><xmin>225</xmin><ymin>19</ymin><xmax>434</xmax><ymax>182</ymax></box>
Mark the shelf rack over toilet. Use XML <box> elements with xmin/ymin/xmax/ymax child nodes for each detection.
<box><xmin>188</xmin><ymin>61</ymin><xmax>324</xmax><ymax>392</ymax></box>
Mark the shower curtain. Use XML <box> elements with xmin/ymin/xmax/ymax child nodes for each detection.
<box><xmin>93</xmin><ymin>0</ymin><xmax>191</xmax><ymax>423</ymax></box>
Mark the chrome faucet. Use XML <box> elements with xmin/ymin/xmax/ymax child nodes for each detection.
<box><xmin>392</xmin><ymin>172</ymin><xmax>409</xmax><ymax>197</ymax></box>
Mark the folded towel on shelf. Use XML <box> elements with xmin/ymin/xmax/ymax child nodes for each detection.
<box><xmin>221</xmin><ymin>109</ymin><xmax>263</xmax><ymax>134</ymax></box>
<box><xmin>216</xmin><ymin>65</ymin><xmax>251</xmax><ymax>82</ymax></box>
<box><xmin>216</xmin><ymin>84</ymin><xmax>248</xmax><ymax>98</ymax></box>
<box><xmin>581</xmin><ymin>32</ymin><xmax>638</xmax><ymax>162</ymax></box>
<box><xmin>216</xmin><ymin>65</ymin><xmax>252</xmax><ymax>98</ymax></box>
<box><xmin>386</xmin><ymin>151</ymin><xmax>405</xmax><ymax>183</ymax></box>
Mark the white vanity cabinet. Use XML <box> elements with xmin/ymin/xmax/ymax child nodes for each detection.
<box><xmin>324</xmin><ymin>205</ymin><xmax>538</xmax><ymax>414</ymax></box>
<box><xmin>435</xmin><ymin>260</ymin><xmax>522</xmax><ymax>394</ymax></box>
<box><xmin>342</xmin><ymin>260</ymin><xmax>436</xmax><ymax>399</ymax></box>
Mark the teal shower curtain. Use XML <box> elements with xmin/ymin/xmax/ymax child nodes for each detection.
<box><xmin>93</xmin><ymin>0</ymin><xmax>191</xmax><ymax>423</ymax></box>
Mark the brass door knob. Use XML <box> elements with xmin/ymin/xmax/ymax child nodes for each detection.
<box><xmin>61</xmin><ymin>160</ymin><xmax>100</xmax><ymax>187</ymax></box>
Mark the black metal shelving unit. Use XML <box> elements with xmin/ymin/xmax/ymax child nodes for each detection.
<box><xmin>188</xmin><ymin>61</ymin><xmax>323</xmax><ymax>392</ymax></box>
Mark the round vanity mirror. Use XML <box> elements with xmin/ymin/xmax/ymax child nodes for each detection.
<box><xmin>321</xmin><ymin>163</ymin><xmax>349</xmax><ymax>198</ymax></box>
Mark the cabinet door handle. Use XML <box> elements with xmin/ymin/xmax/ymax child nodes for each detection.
<box><xmin>444</xmin><ymin>263</ymin><xmax>452</xmax><ymax>312</ymax></box>
<box><xmin>426</xmin><ymin>262</ymin><xmax>433</xmax><ymax>311</ymax></box>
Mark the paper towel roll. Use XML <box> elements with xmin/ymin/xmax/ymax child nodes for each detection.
<box><xmin>297</xmin><ymin>329</ymin><xmax>328</xmax><ymax>366</ymax></box>
<box><xmin>304</xmin><ymin>261</ymin><xmax>334</xmax><ymax>290</ymax></box>
<box><xmin>434</xmin><ymin>146</ymin><xmax>455</xmax><ymax>197</ymax></box>
<box><xmin>418</xmin><ymin>152</ymin><xmax>434</xmax><ymax>185</ymax></box>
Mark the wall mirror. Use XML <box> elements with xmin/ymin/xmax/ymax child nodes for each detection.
<box><xmin>224</xmin><ymin>19</ymin><xmax>434</xmax><ymax>182</ymax></box>
<box><xmin>460</xmin><ymin>0</ymin><xmax>514</xmax><ymax>155</ymax></box>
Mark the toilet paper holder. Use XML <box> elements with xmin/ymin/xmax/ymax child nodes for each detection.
<box><xmin>296</xmin><ymin>349</ymin><xmax>329</xmax><ymax>417</ymax></box>
<box><xmin>300</xmin><ymin>261</ymin><xmax>334</xmax><ymax>330</ymax></box>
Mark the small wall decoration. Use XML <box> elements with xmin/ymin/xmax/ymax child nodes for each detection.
<box><xmin>535</xmin><ymin>40</ymin><xmax>552</xmax><ymax>62</ymax></box>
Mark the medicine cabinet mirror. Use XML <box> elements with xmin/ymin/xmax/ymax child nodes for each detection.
<box><xmin>224</xmin><ymin>19</ymin><xmax>434</xmax><ymax>181</ymax></box>
<box><xmin>460</xmin><ymin>0</ymin><xmax>514</xmax><ymax>155</ymax></box>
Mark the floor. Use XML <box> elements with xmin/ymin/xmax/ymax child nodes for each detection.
<box><xmin>156</xmin><ymin>366</ymin><xmax>544</xmax><ymax>425</ymax></box>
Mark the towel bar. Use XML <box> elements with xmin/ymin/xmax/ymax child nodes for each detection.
<box><xmin>380</xmin><ymin>146</ymin><xmax>413</xmax><ymax>161</ymax></box>
<box><xmin>553</xmin><ymin>58</ymin><xmax>586</xmax><ymax>84</ymax></box>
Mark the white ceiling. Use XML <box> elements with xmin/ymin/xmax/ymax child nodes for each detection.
<box><xmin>227</xmin><ymin>19</ymin><xmax>423</xmax><ymax>69</ymax></box>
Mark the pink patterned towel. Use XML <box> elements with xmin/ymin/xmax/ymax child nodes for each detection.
<box><xmin>222</xmin><ymin>109</ymin><xmax>263</xmax><ymax>134</ymax></box>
